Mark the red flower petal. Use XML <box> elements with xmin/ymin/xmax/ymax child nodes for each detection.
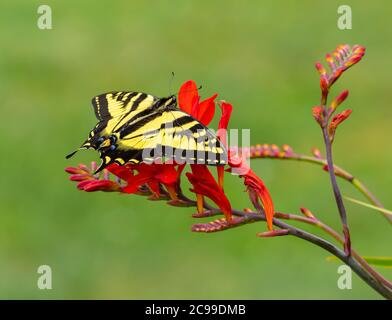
<box><xmin>178</xmin><ymin>80</ymin><xmax>199</xmax><ymax>114</ymax></box>
<box><xmin>77</xmin><ymin>180</ymin><xmax>94</xmax><ymax>190</ymax></box>
<box><xmin>82</xmin><ymin>180</ymin><xmax>122</xmax><ymax>192</ymax></box>
<box><xmin>147</xmin><ymin>180</ymin><xmax>160</xmax><ymax>197</ymax></box>
<box><xmin>69</xmin><ymin>174</ymin><xmax>92</xmax><ymax>181</ymax></box>
<box><xmin>106</xmin><ymin>163</ymin><xmax>135</xmax><ymax>182</ymax></box>
<box><xmin>195</xmin><ymin>93</ymin><xmax>217</xmax><ymax>126</ymax></box>
<box><xmin>216</xmin><ymin>101</ymin><xmax>233</xmax><ymax>188</ymax></box>
<box><xmin>150</xmin><ymin>164</ymin><xmax>178</xmax><ymax>186</ymax></box>
<box><xmin>217</xmin><ymin>101</ymin><xmax>233</xmax><ymax>147</ymax></box>
<box><xmin>243</xmin><ymin>170</ymin><xmax>274</xmax><ymax>231</ymax></box>
<box><xmin>121</xmin><ymin>171</ymin><xmax>153</xmax><ymax>194</ymax></box>
<box><xmin>187</xmin><ymin>165</ymin><xmax>232</xmax><ymax>222</ymax></box>
<box><xmin>65</xmin><ymin>167</ymin><xmax>86</xmax><ymax>175</ymax></box>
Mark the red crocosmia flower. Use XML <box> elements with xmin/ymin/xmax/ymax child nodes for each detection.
<box><xmin>228</xmin><ymin>153</ymin><xmax>275</xmax><ymax>231</ymax></box>
<box><xmin>66</xmin><ymin>164</ymin><xmax>123</xmax><ymax>192</ymax></box>
<box><xmin>178</xmin><ymin>80</ymin><xmax>233</xmax><ymax>221</ymax></box>
<box><xmin>107</xmin><ymin>162</ymin><xmax>181</xmax><ymax>199</ymax></box>
<box><xmin>186</xmin><ymin>164</ymin><xmax>232</xmax><ymax>222</ymax></box>
<box><xmin>216</xmin><ymin>100</ymin><xmax>233</xmax><ymax>188</ymax></box>
<box><xmin>105</xmin><ymin>163</ymin><xmax>134</xmax><ymax>182</ymax></box>
<box><xmin>178</xmin><ymin>80</ymin><xmax>217</xmax><ymax>126</ymax></box>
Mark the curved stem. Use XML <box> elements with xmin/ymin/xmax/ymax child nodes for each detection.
<box><xmin>183</xmin><ymin>189</ymin><xmax>392</xmax><ymax>299</ymax></box>
<box><xmin>322</xmin><ymin>126</ymin><xmax>351</xmax><ymax>255</ymax></box>
<box><xmin>274</xmin><ymin>212</ymin><xmax>392</xmax><ymax>290</ymax></box>
<box><xmin>273</xmin><ymin>218</ymin><xmax>392</xmax><ymax>299</ymax></box>
<box><xmin>235</xmin><ymin>211</ymin><xmax>392</xmax><ymax>298</ymax></box>
<box><xmin>228</xmin><ymin>209</ymin><xmax>392</xmax><ymax>299</ymax></box>
<box><xmin>249</xmin><ymin>153</ymin><xmax>392</xmax><ymax>224</ymax></box>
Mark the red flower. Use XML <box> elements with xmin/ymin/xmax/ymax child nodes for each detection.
<box><xmin>65</xmin><ymin>162</ymin><xmax>182</xmax><ymax>199</ymax></box>
<box><xmin>178</xmin><ymin>80</ymin><xmax>218</xmax><ymax>126</ymax></box>
<box><xmin>109</xmin><ymin>163</ymin><xmax>182</xmax><ymax>199</ymax></box>
<box><xmin>178</xmin><ymin>83</ymin><xmax>274</xmax><ymax>231</ymax></box>
<box><xmin>178</xmin><ymin>80</ymin><xmax>233</xmax><ymax>221</ymax></box>
<box><xmin>65</xmin><ymin>164</ymin><xmax>123</xmax><ymax>192</ymax></box>
<box><xmin>186</xmin><ymin>164</ymin><xmax>232</xmax><ymax>222</ymax></box>
<box><xmin>228</xmin><ymin>153</ymin><xmax>275</xmax><ymax>231</ymax></box>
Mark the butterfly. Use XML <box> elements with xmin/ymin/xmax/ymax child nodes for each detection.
<box><xmin>66</xmin><ymin>91</ymin><xmax>227</xmax><ymax>172</ymax></box>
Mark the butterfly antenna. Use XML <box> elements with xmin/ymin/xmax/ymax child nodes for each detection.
<box><xmin>169</xmin><ymin>71</ymin><xmax>175</xmax><ymax>95</ymax></box>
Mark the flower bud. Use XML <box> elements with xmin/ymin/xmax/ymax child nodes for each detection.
<box><xmin>330</xmin><ymin>90</ymin><xmax>349</xmax><ymax>112</ymax></box>
<box><xmin>312</xmin><ymin>106</ymin><xmax>324</xmax><ymax>125</ymax></box>
<box><xmin>300</xmin><ymin>207</ymin><xmax>316</xmax><ymax>219</ymax></box>
<box><xmin>328</xmin><ymin>109</ymin><xmax>353</xmax><ymax>142</ymax></box>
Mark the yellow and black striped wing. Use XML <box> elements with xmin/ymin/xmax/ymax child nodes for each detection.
<box><xmin>90</xmin><ymin>91</ymin><xmax>158</xmax><ymax>137</ymax></box>
<box><xmin>66</xmin><ymin>91</ymin><xmax>158</xmax><ymax>158</ymax></box>
<box><xmin>98</xmin><ymin>108</ymin><xmax>227</xmax><ymax>169</ymax></box>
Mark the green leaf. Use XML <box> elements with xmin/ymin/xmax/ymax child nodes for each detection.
<box><xmin>344</xmin><ymin>196</ymin><xmax>392</xmax><ymax>216</ymax></box>
<box><xmin>327</xmin><ymin>256</ymin><xmax>392</xmax><ymax>268</ymax></box>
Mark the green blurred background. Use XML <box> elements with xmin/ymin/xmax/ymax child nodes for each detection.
<box><xmin>0</xmin><ymin>0</ymin><xmax>391</xmax><ymax>299</ymax></box>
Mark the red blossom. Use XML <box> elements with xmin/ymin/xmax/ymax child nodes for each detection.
<box><xmin>66</xmin><ymin>163</ymin><xmax>123</xmax><ymax>193</ymax></box>
<box><xmin>228</xmin><ymin>153</ymin><xmax>275</xmax><ymax>231</ymax></box>
<box><xmin>107</xmin><ymin>163</ymin><xmax>181</xmax><ymax>198</ymax></box>
<box><xmin>178</xmin><ymin>80</ymin><xmax>217</xmax><ymax>126</ymax></box>
<box><xmin>186</xmin><ymin>164</ymin><xmax>232</xmax><ymax>222</ymax></box>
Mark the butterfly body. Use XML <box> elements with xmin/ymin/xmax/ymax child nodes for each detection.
<box><xmin>67</xmin><ymin>91</ymin><xmax>227</xmax><ymax>172</ymax></box>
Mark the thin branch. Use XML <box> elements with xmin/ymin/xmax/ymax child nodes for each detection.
<box><xmin>178</xmin><ymin>187</ymin><xmax>392</xmax><ymax>299</ymax></box>
<box><xmin>229</xmin><ymin>209</ymin><xmax>392</xmax><ymax>299</ymax></box>
<box><xmin>248</xmin><ymin>149</ymin><xmax>392</xmax><ymax>224</ymax></box>
<box><xmin>322</xmin><ymin>126</ymin><xmax>351</xmax><ymax>256</ymax></box>
<box><xmin>274</xmin><ymin>211</ymin><xmax>392</xmax><ymax>290</ymax></box>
